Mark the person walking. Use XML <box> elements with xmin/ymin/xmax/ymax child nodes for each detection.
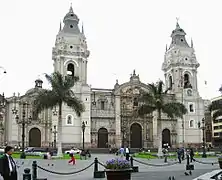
<box><xmin>119</xmin><ymin>147</ymin><xmax>124</xmax><ymax>158</ymax></box>
<box><xmin>125</xmin><ymin>146</ymin><xmax>130</xmax><ymax>161</ymax></box>
<box><xmin>190</xmin><ymin>148</ymin><xmax>194</xmax><ymax>162</ymax></box>
<box><xmin>0</xmin><ymin>146</ymin><xmax>17</xmax><ymax>180</ymax></box>
<box><xmin>68</xmin><ymin>147</ymin><xmax>76</xmax><ymax>165</ymax></box>
<box><xmin>177</xmin><ymin>148</ymin><xmax>182</xmax><ymax>163</ymax></box>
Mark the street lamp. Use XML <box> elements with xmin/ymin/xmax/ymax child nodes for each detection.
<box><xmin>198</xmin><ymin>118</ymin><xmax>207</xmax><ymax>158</ymax></box>
<box><xmin>50</xmin><ymin>125</ymin><xmax>57</xmax><ymax>149</ymax></box>
<box><xmin>81</xmin><ymin>121</ymin><xmax>87</xmax><ymax>150</ymax></box>
<box><xmin>15</xmin><ymin>102</ymin><xmax>32</xmax><ymax>159</ymax></box>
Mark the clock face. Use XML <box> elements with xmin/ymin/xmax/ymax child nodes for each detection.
<box><xmin>187</xmin><ymin>89</ymin><xmax>192</xmax><ymax>96</ymax></box>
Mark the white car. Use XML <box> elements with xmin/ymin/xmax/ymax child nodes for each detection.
<box><xmin>65</xmin><ymin>148</ymin><xmax>81</xmax><ymax>154</ymax></box>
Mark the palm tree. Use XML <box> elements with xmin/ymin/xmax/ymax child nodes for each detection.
<box><xmin>34</xmin><ymin>72</ymin><xmax>84</xmax><ymax>157</ymax></box>
<box><xmin>138</xmin><ymin>80</ymin><xmax>187</xmax><ymax>156</ymax></box>
<box><xmin>208</xmin><ymin>99</ymin><xmax>222</xmax><ymax>120</ymax></box>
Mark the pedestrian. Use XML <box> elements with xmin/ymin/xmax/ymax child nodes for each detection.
<box><xmin>0</xmin><ymin>146</ymin><xmax>17</xmax><ymax>180</ymax></box>
<box><xmin>119</xmin><ymin>146</ymin><xmax>124</xmax><ymax>158</ymax></box>
<box><xmin>177</xmin><ymin>148</ymin><xmax>181</xmax><ymax>163</ymax></box>
<box><xmin>68</xmin><ymin>147</ymin><xmax>75</xmax><ymax>165</ymax></box>
<box><xmin>190</xmin><ymin>148</ymin><xmax>194</xmax><ymax>162</ymax></box>
<box><xmin>125</xmin><ymin>146</ymin><xmax>130</xmax><ymax>161</ymax></box>
<box><xmin>181</xmin><ymin>147</ymin><xmax>185</xmax><ymax>160</ymax></box>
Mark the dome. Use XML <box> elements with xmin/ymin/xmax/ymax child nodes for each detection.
<box><xmin>25</xmin><ymin>87</ymin><xmax>44</xmax><ymax>95</ymax></box>
<box><xmin>25</xmin><ymin>78</ymin><xmax>44</xmax><ymax>95</ymax></box>
<box><xmin>63</xmin><ymin>6</ymin><xmax>79</xmax><ymax>24</ymax></box>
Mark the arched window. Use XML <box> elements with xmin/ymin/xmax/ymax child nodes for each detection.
<box><xmin>67</xmin><ymin>63</ymin><xmax>75</xmax><ymax>78</ymax></box>
<box><xmin>184</xmin><ymin>73</ymin><xmax>192</xmax><ymax>89</ymax></box>
<box><xmin>66</xmin><ymin>115</ymin><xmax>73</xmax><ymax>125</ymax></box>
<box><xmin>168</xmin><ymin>75</ymin><xmax>173</xmax><ymax>89</ymax></box>
<box><xmin>189</xmin><ymin>120</ymin><xmax>194</xmax><ymax>128</ymax></box>
<box><xmin>133</xmin><ymin>98</ymin><xmax>138</xmax><ymax>106</ymax></box>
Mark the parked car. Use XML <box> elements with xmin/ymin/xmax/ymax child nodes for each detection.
<box><xmin>65</xmin><ymin>148</ymin><xmax>81</xmax><ymax>154</ymax></box>
<box><xmin>24</xmin><ymin>147</ymin><xmax>47</xmax><ymax>156</ymax></box>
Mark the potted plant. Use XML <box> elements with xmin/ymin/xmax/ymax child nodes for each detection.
<box><xmin>218</xmin><ymin>156</ymin><xmax>222</xmax><ymax>169</ymax></box>
<box><xmin>105</xmin><ymin>158</ymin><xmax>132</xmax><ymax>180</ymax></box>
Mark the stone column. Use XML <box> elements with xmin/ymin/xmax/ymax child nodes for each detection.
<box><xmin>115</xmin><ymin>95</ymin><xmax>121</xmax><ymax>148</ymax></box>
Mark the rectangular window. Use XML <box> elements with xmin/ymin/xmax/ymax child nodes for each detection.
<box><xmin>101</xmin><ymin>101</ymin><xmax>105</xmax><ymax>110</ymax></box>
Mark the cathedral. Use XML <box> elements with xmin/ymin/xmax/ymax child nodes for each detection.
<box><xmin>1</xmin><ymin>6</ymin><xmax>208</xmax><ymax>149</ymax></box>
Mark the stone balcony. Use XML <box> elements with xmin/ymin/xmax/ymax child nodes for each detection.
<box><xmin>91</xmin><ymin>110</ymin><xmax>115</xmax><ymax>118</ymax></box>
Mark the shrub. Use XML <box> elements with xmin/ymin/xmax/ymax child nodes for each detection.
<box><xmin>106</xmin><ymin>158</ymin><xmax>131</xmax><ymax>169</ymax></box>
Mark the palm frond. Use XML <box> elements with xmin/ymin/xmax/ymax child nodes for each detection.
<box><xmin>34</xmin><ymin>90</ymin><xmax>59</xmax><ymax>114</ymax></box>
<box><xmin>64</xmin><ymin>96</ymin><xmax>85</xmax><ymax>117</ymax></box>
<box><xmin>138</xmin><ymin>91</ymin><xmax>155</xmax><ymax>105</ymax></box>
<box><xmin>64</xmin><ymin>76</ymin><xmax>79</xmax><ymax>89</ymax></box>
<box><xmin>45</xmin><ymin>73</ymin><xmax>60</xmax><ymax>90</ymax></box>
<box><xmin>212</xmin><ymin>109</ymin><xmax>222</xmax><ymax>120</ymax></box>
<box><xmin>137</xmin><ymin>104</ymin><xmax>156</xmax><ymax>116</ymax></box>
<box><xmin>162</xmin><ymin>102</ymin><xmax>187</xmax><ymax>118</ymax></box>
<box><xmin>210</xmin><ymin>101</ymin><xmax>222</xmax><ymax>111</ymax></box>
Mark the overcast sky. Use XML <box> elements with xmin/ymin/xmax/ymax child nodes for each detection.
<box><xmin>0</xmin><ymin>0</ymin><xmax>221</xmax><ymax>99</ymax></box>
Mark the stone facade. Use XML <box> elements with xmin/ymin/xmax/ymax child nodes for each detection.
<box><xmin>0</xmin><ymin>7</ymin><xmax>207</xmax><ymax>149</ymax></box>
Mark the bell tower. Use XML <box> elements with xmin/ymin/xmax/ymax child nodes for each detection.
<box><xmin>162</xmin><ymin>21</ymin><xmax>204</xmax><ymax>146</ymax></box>
<box><xmin>162</xmin><ymin>21</ymin><xmax>200</xmax><ymax>96</ymax></box>
<box><xmin>52</xmin><ymin>5</ymin><xmax>90</xmax><ymax>85</ymax></box>
<box><xmin>51</xmin><ymin>5</ymin><xmax>91</xmax><ymax>148</ymax></box>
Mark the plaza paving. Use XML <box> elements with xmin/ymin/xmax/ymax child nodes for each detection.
<box><xmin>15</xmin><ymin>154</ymin><xmax>220</xmax><ymax>180</ymax></box>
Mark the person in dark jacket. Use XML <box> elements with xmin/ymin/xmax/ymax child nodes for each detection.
<box><xmin>177</xmin><ymin>148</ymin><xmax>182</xmax><ymax>163</ymax></box>
<box><xmin>0</xmin><ymin>146</ymin><xmax>17</xmax><ymax>180</ymax></box>
<box><xmin>190</xmin><ymin>148</ymin><xmax>194</xmax><ymax>162</ymax></box>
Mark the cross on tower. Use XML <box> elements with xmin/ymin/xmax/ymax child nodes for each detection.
<box><xmin>176</xmin><ymin>17</ymin><xmax>179</xmax><ymax>23</ymax></box>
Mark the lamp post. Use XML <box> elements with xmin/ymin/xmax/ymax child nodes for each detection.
<box><xmin>0</xmin><ymin>122</ymin><xmax>4</xmax><ymax>146</ymax></box>
<box><xmin>198</xmin><ymin>118</ymin><xmax>207</xmax><ymax>158</ymax></box>
<box><xmin>81</xmin><ymin>121</ymin><xmax>86</xmax><ymax>151</ymax></box>
<box><xmin>15</xmin><ymin>102</ymin><xmax>32</xmax><ymax>159</ymax></box>
<box><xmin>50</xmin><ymin>125</ymin><xmax>57</xmax><ymax>149</ymax></box>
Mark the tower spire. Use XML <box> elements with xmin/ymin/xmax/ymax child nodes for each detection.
<box><xmin>166</xmin><ymin>44</ymin><xmax>168</xmax><ymax>52</ymax></box>
<box><xmin>191</xmin><ymin>38</ymin><xmax>193</xmax><ymax>48</ymax></box>
<box><xmin>82</xmin><ymin>22</ymin><xmax>84</xmax><ymax>34</ymax></box>
<box><xmin>176</xmin><ymin>17</ymin><xmax>180</xmax><ymax>29</ymax></box>
<box><xmin>69</xmin><ymin>3</ymin><xmax>73</xmax><ymax>13</ymax></box>
<box><xmin>59</xmin><ymin>21</ymin><xmax>62</xmax><ymax>32</ymax></box>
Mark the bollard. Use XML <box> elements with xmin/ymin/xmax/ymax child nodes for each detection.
<box><xmin>164</xmin><ymin>155</ymin><xmax>167</xmax><ymax>163</ymax></box>
<box><xmin>23</xmin><ymin>168</ymin><xmax>31</xmax><ymax>180</ymax></box>
<box><xmin>130</xmin><ymin>156</ymin><xmax>139</xmax><ymax>173</ymax></box>
<box><xmin>32</xmin><ymin>161</ymin><xmax>37</xmax><ymax>180</ymax></box>
<box><xmin>93</xmin><ymin>157</ymin><xmax>105</xmax><ymax>178</ymax></box>
<box><xmin>94</xmin><ymin>158</ymin><xmax>98</xmax><ymax>172</ymax></box>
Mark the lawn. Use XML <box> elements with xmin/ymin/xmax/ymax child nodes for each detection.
<box><xmin>0</xmin><ymin>153</ymin><xmax>82</xmax><ymax>160</ymax></box>
<box><xmin>133</xmin><ymin>152</ymin><xmax>218</xmax><ymax>159</ymax></box>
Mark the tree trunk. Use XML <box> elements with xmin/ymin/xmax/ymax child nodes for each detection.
<box><xmin>57</xmin><ymin>102</ymin><xmax>63</xmax><ymax>157</ymax></box>
<box><xmin>157</xmin><ymin>109</ymin><xmax>163</xmax><ymax>157</ymax></box>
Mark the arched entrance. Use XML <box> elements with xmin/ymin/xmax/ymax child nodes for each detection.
<box><xmin>162</xmin><ymin>129</ymin><xmax>171</xmax><ymax>147</ymax></box>
<box><xmin>130</xmin><ymin>123</ymin><xmax>142</xmax><ymax>148</ymax></box>
<box><xmin>98</xmin><ymin>128</ymin><xmax>108</xmax><ymax>148</ymax></box>
<box><xmin>29</xmin><ymin>128</ymin><xmax>41</xmax><ymax>147</ymax></box>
